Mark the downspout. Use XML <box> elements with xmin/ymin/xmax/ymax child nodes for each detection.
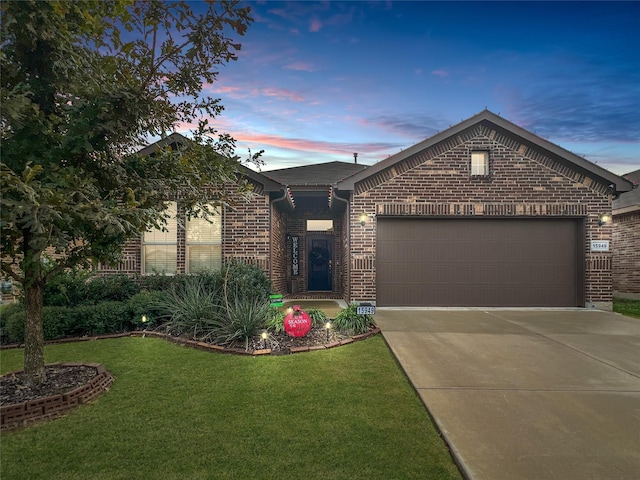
<box><xmin>270</xmin><ymin>188</ymin><xmax>292</xmax><ymax>291</ymax></box>
<box><xmin>331</xmin><ymin>186</ymin><xmax>350</xmax><ymax>304</ymax></box>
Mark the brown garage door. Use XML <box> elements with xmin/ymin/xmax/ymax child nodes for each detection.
<box><xmin>377</xmin><ymin>218</ymin><xmax>583</xmax><ymax>307</ymax></box>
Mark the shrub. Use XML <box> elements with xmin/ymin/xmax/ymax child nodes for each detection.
<box><xmin>217</xmin><ymin>260</ymin><xmax>271</xmax><ymax>304</ymax></box>
<box><xmin>44</xmin><ymin>270</ymin><xmax>140</xmax><ymax>306</ymax></box>
<box><xmin>3</xmin><ymin>306</ymin><xmax>26</xmax><ymax>344</ymax></box>
<box><xmin>219</xmin><ymin>296</ymin><xmax>270</xmax><ymax>349</ymax></box>
<box><xmin>3</xmin><ymin>305</ymin><xmax>73</xmax><ymax>343</ymax></box>
<box><xmin>1</xmin><ymin>303</ymin><xmax>24</xmax><ymax>343</ymax></box>
<box><xmin>333</xmin><ymin>304</ymin><xmax>375</xmax><ymax>335</ymax></box>
<box><xmin>43</xmin><ymin>268</ymin><xmax>92</xmax><ymax>307</ymax></box>
<box><xmin>152</xmin><ymin>276</ymin><xmax>224</xmax><ymax>338</ymax></box>
<box><xmin>265</xmin><ymin>308</ymin><xmax>286</xmax><ymax>334</ymax></box>
<box><xmin>127</xmin><ymin>291</ymin><xmax>167</xmax><ymax>329</ymax></box>
<box><xmin>84</xmin><ymin>275</ymin><xmax>140</xmax><ymax>303</ymax></box>
<box><xmin>307</xmin><ymin>308</ymin><xmax>328</xmax><ymax>328</ymax></box>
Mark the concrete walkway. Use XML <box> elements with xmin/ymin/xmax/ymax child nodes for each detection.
<box><xmin>375</xmin><ymin>309</ymin><xmax>640</xmax><ymax>480</ymax></box>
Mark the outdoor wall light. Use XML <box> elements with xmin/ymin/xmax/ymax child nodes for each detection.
<box><xmin>359</xmin><ymin>213</ymin><xmax>368</xmax><ymax>226</ymax></box>
<box><xmin>598</xmin><ymin>213</ymin><xmax>612</xmax><ymax>226</ymax></box>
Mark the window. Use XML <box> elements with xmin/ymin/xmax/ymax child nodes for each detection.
<box><xmin>143</xmin><ymin>202</ymin><xmax>177</xmax><ymax>274</ymax></box>
<box><xmin>186</xmin><ymin>205</ymin><xmax>222</xmax><ymax>273</ymax></box>
<box><xmin>307</xmin><ymin>219</ymin><xmax>333</xmax><ymax>232</ymax></box>
<box><xmin>471</xmin><ymin>151</ymin><xmax>489</xmax><ymax>176</ymax></box>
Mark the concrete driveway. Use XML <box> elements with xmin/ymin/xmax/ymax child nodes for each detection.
<box><xmin>375</xmin><ymin>309</ymin><xmax>640</xmax><ymax>480</ymax></box>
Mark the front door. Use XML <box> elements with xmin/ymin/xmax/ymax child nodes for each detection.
<box><xmin>307</xmin><ymin>235</ymin><xmax>332</xmax><ymax>291</ymax></box>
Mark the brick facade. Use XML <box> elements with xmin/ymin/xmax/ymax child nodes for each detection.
<box><xmin>94</xmin><ymin>113</ymin><xmax>631</xmax><ymax>309</ymax></box>
<box><xmin>347</xmin><ymin>122</ymin><xmax>613</xmax><ymax>308</ymax></box>
<box><xmin>613</xmin><ymin>211</ymin><xmax>640</xmax><ymax>297</ymax></box>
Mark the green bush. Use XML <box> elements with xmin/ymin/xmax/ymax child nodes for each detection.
<box><xmin>3</xmin><ymin>305</ymin><xmax>73</xmax><ymax>343</ymax></box>
<box><xmin>265</xmin><ymin>308</ymin><xmax>286</xmax><ymax>334</ymax></box>
<box><xmin>3</xmin><ymin>306</ymin><xmax>26</xmax><ymax>344</ymax></box>
<box><xmin>220</xmin><ymin>296</ymin><xmax>270</xmax><ymax>349</ymax></box>
<box><xmin>1</xmin><ymin>303</ymin><xmax>24</xmax><ymax>343</ymax></box>
<box><xmin>43</xmin><ymin>268</ymin><xmax>92</xmax><ymax>307</ymax></box>
<box><xmin>307</xmin><ymin>308</ymin><xmax>328</xmax><ymax>328</ymax></box>
<box><xmin>44</xmin><ymin>270</ymin><xmax>140</xmax><ymax>306</ymax></box>
<box><xmin>217</xmin><ymin>260</ymin><xmax>271</xmax><ymax>304</ymax></box>
<box><xmin>333</xmin><ymin>304</ymin><xmax>375</xmax><ymax>335</ymax></box>
<box><xmin>152</xmin><ymin>276</ymin><xmax>224</xmax><ymax>338</ymax></box>
<box><xmin>85</xmin><ymin>275</ymin><xmax>140</xmax><ymax>303</ymax></box>
<box><xmin>127</xmin><ymin>291</ymin><xmax>167</xmax><ymax>328</ymax></box>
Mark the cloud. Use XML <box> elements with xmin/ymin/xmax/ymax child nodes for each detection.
<box><xmin>501</xmin><ymin>54</ymin><xmax>640</xmax><ymax>144</ymax></box>
<box><xmin>309</xmin><ymin>18</ymin><xmax>322</xmax><ymax>32</ymax></box>
<box><xmin>233</xmin><ymin>131</ymin><xmax>401</xmax><ymax>157</ymax></box>
<box><xmin>261</xmin><ymin>87</ymin><xmax>305</xmax><ymax>102</ymax></box>
<box><xmin>362</xmin><ymin>114</ymin><xmax>451</xmax><ymax>140</ymax></box>
<box><xmin>431</xmin><ymin>69</ymin><xmax>449</xmax><ymax>77</ymax></box>
<box><xmin>284</xmin><ymin>62</ymin><xmax>316</xmax><ymax>72</ymax></box>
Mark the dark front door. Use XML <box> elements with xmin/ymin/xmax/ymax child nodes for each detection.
<box><xmin>307</xmin><ymin>235</ymin><xmax>332</xmax><ymax>291</ymax></box>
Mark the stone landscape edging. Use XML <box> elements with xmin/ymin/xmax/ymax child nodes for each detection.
<box><xmin>1</xmin><ymin>328</ymin><xmax>381</xmax><ymax>355</ymax></box>
<box><xmin>1</xmin><ymin>363</ymin><xmax>113</xmax><ymax>431</ymax></box>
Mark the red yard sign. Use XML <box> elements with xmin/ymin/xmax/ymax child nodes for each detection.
<box><xmin>284</xmin><ymin>306</ymin><xmax>312</xmax><ymax>337</ymax></box>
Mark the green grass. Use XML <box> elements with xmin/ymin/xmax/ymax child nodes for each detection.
<box><xmin>614</xmin><ymin>297</ymin><xmax>640</xmax><ymax>319</ymax></box>
<box><xmin>0</xmin><ymin>337</ymin><xmax>462</xmax><ymax>480</ymax></box>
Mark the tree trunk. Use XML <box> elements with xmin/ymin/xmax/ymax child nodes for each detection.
<box><xmin>23</xmin><ymin>271</ymin><xmax>46</xmax><ymax>385</ymax></box>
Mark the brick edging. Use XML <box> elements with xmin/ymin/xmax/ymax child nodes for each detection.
<box><xmin>1</xmin><ymin>363</ymin><xmax>113</xmax><ymax>431</ymax></box>
<box><xmin>128</xmin><ymin>327</ymin><xmax>381</xmax><ymax>355</ymax></box>
<box><xmin>1</xmin><ymin>329</ymin><xmax>381</xmax><ymax>356</ymax></box>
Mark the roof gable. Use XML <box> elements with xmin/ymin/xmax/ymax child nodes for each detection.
<box><xmin>137</xmin><ymin>133</ymin><xmax>283</xmax><ymax>193</ymax></box>
<box><xmin>263</xmin><ymin>161</ymin><xmax>368</xmax><ymax>187</ymax></box>
<box><xmin>613</xmin><ymin>169</ymin><xmax>640</xmax><ymax>212</ymax></box>
<box><xmin>336</xmin><ymin>110</ymin><xmax>633</xmax><ymax>195</ymax></box>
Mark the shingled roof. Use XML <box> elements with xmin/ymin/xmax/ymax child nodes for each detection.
<box><xmin>613</xmin><ymin>169</ymin><xmax>640</xmax><ymax>212</ymax></box>
<box><xmin>336</xmin><ymin>110</ymin><xmax>633</xmax><ymax>195</ymax></box>
<box><xmin>262</xmin><ymin>161</ymin><xmax>368</xmax><ymax>187</ymax></box>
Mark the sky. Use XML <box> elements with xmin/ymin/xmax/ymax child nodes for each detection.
<box><xmin>185</xmin><ymin>1</ymin><xmax>640</xmax><ymax>175</ymax></box>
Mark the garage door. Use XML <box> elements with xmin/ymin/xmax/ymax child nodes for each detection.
<box><xmin>377</xmin><ymin>218</ymin><xmax>583</xmax><ymax>307</ymax></box>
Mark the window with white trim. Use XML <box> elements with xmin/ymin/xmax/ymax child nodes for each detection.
<box><xmin>471</xmin><ymin>151</ymin><xmax>489</xmax><ymax>176</ymax></box>
<box><xmin>186</xmin><ymin>205</ymin><xmax>222</xmax><ymax>273</ymax></box>
<box><xmin>142</xmin><ymin>202</ymin><xmax>177</xmax><ymax>274</ymax></box>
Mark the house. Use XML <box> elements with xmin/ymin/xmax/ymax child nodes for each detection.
<box><xmin>612</xmin><ymin>169</ymin><xmax>640</xmax><ymax>299</ymax></box>
<box><xmin>99</xmin><ymin>110</ymin><xmax>633</xmax><ymax>310</ymax></box>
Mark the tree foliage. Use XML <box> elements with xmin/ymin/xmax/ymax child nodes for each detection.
<box><xmin>0</xmin><ymin>0</ymin><xmax>260</xmax><ymax>383</ymax></box>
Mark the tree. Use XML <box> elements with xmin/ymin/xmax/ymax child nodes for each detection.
<box><xmin>1</xmin><ymin>0</ymin><xmax>261</xmax><ymax>384</ymax></box>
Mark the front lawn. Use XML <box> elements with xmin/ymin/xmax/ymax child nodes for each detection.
<box><xmin>614</xmin><ymin>297</ymin><xmax>640</xmax><ymax>319</ymax></box>
<box><xmin>1</xmin><ymin>337</ymin><xmax>462</xmax><ymax>480</ymax></box>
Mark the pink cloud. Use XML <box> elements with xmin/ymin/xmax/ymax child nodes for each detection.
<box><xmin>261</xmin><ymin>87</ymin><xmax>305</xmax><ymax>102</ymax></box>
<box><xmin>431</xmin><ymin>69</ymin><xmax>449</xmax><ymax>77</ymax></box>
<box><xmin>284</xmin><ymin>62</ymin><xmax>316</xmax><ymax>72</ymax></box>
<box><xmin>310</xmin><ymin>18</ymin><xmax>322</xmax><ymax>32</ymax></box>
<box><xmin>233</xmin><ymin>132</ymin><xmax>396</xmax><ymax>157</ymax></box>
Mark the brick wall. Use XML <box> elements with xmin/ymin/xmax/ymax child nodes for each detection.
<box><xmin>349</xmin><ymin>123</ymin><xmax>612</xmax><ymax>307</ymax></box>
<box><xmin>270</xmin><ymin>206</ymin><xmax>288</xmax><ymax>294</ymax></box>
<box><xmin>223</xmin><ymin>193</ymin><xmax>270</xmax><ymax>274</ymax></box>
<box><xmin>613</xmin><ymin>210</ymin><xmax>640</xmax><ymax>296</ymax></box>
<box><xmin>280</xmin><ymin>199</ymin><xmax>345</xmax><ymax>296</ymax></box>
<box><xmin>97</xmin><ymin>188</ymin><xmax>271</xmax><ymax>277</ymax></box>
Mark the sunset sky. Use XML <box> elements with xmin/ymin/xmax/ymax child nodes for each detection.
<box><xmin>188</xmin><ymin>1</ymin><xmax>639</xmax><ymax>175</ymax></box>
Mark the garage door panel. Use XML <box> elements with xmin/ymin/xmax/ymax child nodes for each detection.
<box><xmin>377</xmin><ymin>218</ymin><xmax>581</xmax><ymax>307</ymax></box>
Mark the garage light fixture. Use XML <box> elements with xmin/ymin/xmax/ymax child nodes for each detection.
<box><xmin>359</xmin><ymin>213</ymin><xmax>368</xmax><ymax>226</ymax></box>
<box><xmin>598</xmin><ymin>213</ymin><xmax>611</xmax><ymax>226</ymax></box>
